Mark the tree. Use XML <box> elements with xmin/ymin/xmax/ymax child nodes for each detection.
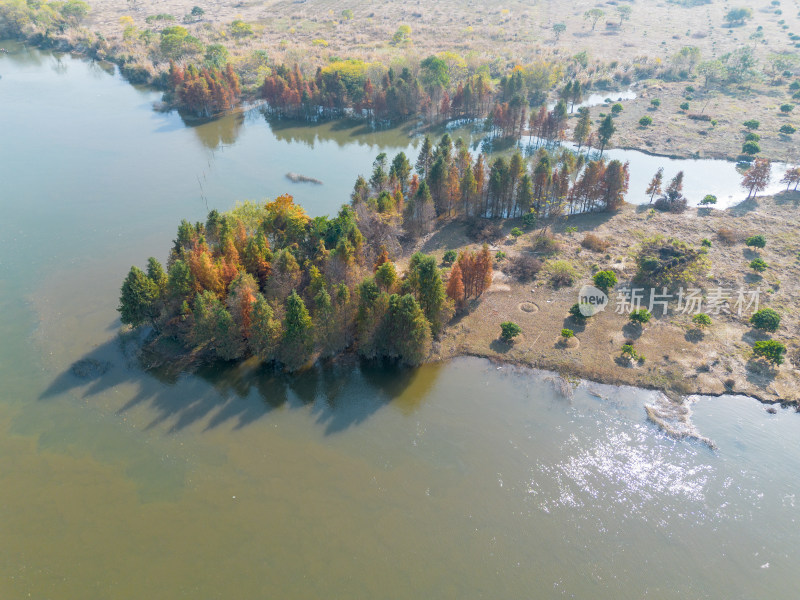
<box><xmin>724</xmin><ymin>7</ymin><xmax>752</xmax><ymax>26</ymax></box>
<box><xmin>280</xmin><ymin>290</ymin><xmax>314</xmax><ymax>370</ymax></box>
<box><xmin>753</xmin><ymin>340</ymin><xmax>786</xmax><ymax>365</ymax></box>
<box><xmin>191</xmin><ymin>6</ymin><xmax>205</xmax><ymax>17</ymax></box>
<box><xmin>697</xmin><ymin>60</ymin><xmax>726</xmax><ymax>87</ymax></box>
<box><xmin>629</xmin><ymin>308</ymin><xmax>652</xmax><ymax>324</ymax></box>
<box><xmin>615</xmin><ymin>5</ymin><xmax>631</xmax><ymax>26</ymax></box>
<box><xmin>553</xmin><ymin>22</ymin><xmax>566</xmax><ymax>40</ymax></box>
<box><xmin>646</xmin><ymin>167</ymin><xmax>664</xmax><ymax>203</ymax></box>
<box><xmin>249</xmin><ymin>294</ymin><xmax>281</xmax><ymax>359</ymax></box>
<box><xmin>446</xmin><ymin>262</ymin><xmax>466</xmax><ymax>310</ymax></box>
<box><xmin>375</xmin><ymin>261</ymin><xmax>397</xmax><ymax>292</ymax></box>
<box><xmin>742</xmin><ymin>140</ymin><xmax>761</xmax><ymax>155</ymax></box>
<box><xmin>584</xmin><ymin>8</ymin><xmax>605</xmax><ymax>31</ymax></box>
<box><xmin>750</xmin><ymin>308</ymin><xmax>780</xmax><ymax>332</ymax></box>
<box><xmin>780</xmin><ymin>166</ymin><xmax>800</xmax><ymax>190</ymax></box>
<box><xmin>593</xmin><ymin>270</ymin><xmax>618</xmax><ymax>292</ymax></box>
<box><xmin>415</xmin><ymin>136</ymin><xmax>433</xmax><ymax>178</ymax></box>
<box><xmin>119</xmin><ymin>266</ymin><xmax>160</xmax><ymax>328</ymax></box>
<box><xmin>573</xmin><ymin>108</ymin><xmax>592</xmax><ymax>151</ymax></box>
<box><xmin>700</xmin><ymin>194</ymin><xmax>717</xmax><ymax>205</ymax></box>
<box><xmin>391</xmin><ymin>24</ymin><xmax>412</xmax><ymax>45</ymax></box>
<box><xmin>639</xmin><ymin>115</ymin><xmax>653</xmax><ymax>127</ymax></box>
<box><xmin>741</xmin><ymin>159</ymin><xmax>771</xmax><ymax>199</ymax></box>
<box><xmin>598</xmin><ymin>115</ymin><xmax>616</xmax><ymax>156</ymax></box>
<box><xmin>407</xmin><ymin>252</ymin><xmax>446</xmax><ymax>333</ymax></box>
<box><xmin>750</xmin><ymin>258</ymin><xmax>768</xmax><ymax>272</ymax></box>
<box><xmin>745</xmin><ymin>234</ymin><xmax>766</xmax><ymax>248</ymax></box>
<box><xmin>692</xmin><ymin>313</ymin><xmax>712</xmax><ymax>329</ymax></box>
<box><xmin>500</xmin><ymin>321</ymin><xmax>521</xmax><ymax>342</ymax></box>
<box><xmin>611</xmin><ymin>103</ymin><xmax>623</xmax><ymax>115</ymax></box>
<box><xmin>743</xmin><ymin>119</ymin><xmax>760</xmax><ymax>130</ymax></box>
<box><xmin>383</xmin><ymin>294</ymin><xmax>432</xmax><ymax>364</ymax></box>
<box><xmin>204</xmin><ymin>44</ymin><xmax>229</xmax><ymax>68</ymax></box>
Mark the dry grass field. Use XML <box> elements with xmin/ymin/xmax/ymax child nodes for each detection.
<box><xmin>411</xmin><ymin>191</ymin><xmax>800</xmax><ymax>404</ymax></box>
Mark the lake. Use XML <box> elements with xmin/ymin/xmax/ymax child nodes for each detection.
<box><xmin>1</xmin><ymin>41</ymin><xmax>799</xmax><ymax>599</ymax></box>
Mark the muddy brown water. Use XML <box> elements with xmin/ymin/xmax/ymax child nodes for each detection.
<box><xmin>1</xmin><ymin>42</ymin><xmax>799</xmax><ymax>599</ymax></box>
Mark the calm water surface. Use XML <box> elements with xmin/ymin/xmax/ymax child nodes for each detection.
<box><xmin>1</xmin><ymin>42</ymin><xmax>799</xmax><ymax>599</ymax></box>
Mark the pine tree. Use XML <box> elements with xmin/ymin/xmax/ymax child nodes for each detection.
<box><xmin>598</xmin><ymin>115</ymin><xmax>616</xmax><ymax>156</ymax></box>
<box><xmin>249</xmin><ymin>294</ymin><xmax>282</xmax><ymax>360</ymax></box>
<box><xmin>119</xmin><ymin>266</ymin><xmax>160</xmax><ymax>328</ymax></box>
<box><xmin>280</xmin><ymin>290</ymin><xmax>314</xmax><ymax>370</ymax></box>
<box><xmin>408</xmin><ymin>252</ymin><xmax>446</xmax><ymax>333</ymax></box>
<box><xmin>415</xmin><ymin>135</ymin><xmax>433</xmax><ymax>178</ymax></box>
<box><xmin>375</xmin><ymin>261</ymin><xmax>397</xmax><ymax>292</ymax></box>
<box><xmin>383</xmin><ymin>294</ymin><xmax>432</xmax><ymax>364</ymax></box>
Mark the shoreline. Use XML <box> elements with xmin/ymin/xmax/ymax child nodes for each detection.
<box><xmin>2</xmin><ymin>34</ymin><xmax>795</xmax><ymax>165</ymax></box>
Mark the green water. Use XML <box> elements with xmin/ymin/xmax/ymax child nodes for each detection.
<box><xmin>1</xmin><ymin>42</ymin><xmax>799</xmax><ymax>599</ymax></box>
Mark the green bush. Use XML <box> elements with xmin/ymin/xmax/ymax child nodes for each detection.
<box><xmin>569</xmin><ymin>303</ymin><xmax>588</xmax><ymax>322</ymax></box>
<box><xmin>495</xmin><ymin>251</ymin><xmax>507</xmax><ymax>261</ymax></box>
<box><xmin>742</xmin><ymin>140</ymin><xmax>761</xmax><ymax>155</ymax></box>
<box><xmin>743</xmin><ymin>119</ymin><xmax>760</xmax><ymax>130</ymax></box>
<box><xmin>629</xmin><ymin>308</ymin><xmax>652</xmax><ymax>324</ymax></box>
<box><xmin>780</xmin><ymin>124</ymin><xmax>796</xmax><ymax>134</ymax></box>
<box><xmin>651</xmin><ymin>98</ymin><xmax>661</xmax><ymax>108</ymax></box>
<box><xmin>592</xmin><ymin>270</ymin><xmax>618</xmax><ymax>292</ymax></box>
<box><xmin>692</xmin><ymin>313</ymin><xmax>712</xmax><ymax>328</ymax></box>
<box><xmin>621</xmin><ymin>344</ymin><xmax>639</xmax><ymax>360</ymax></box>
<box><xmin>611</xmin><ymin>103</ymin><xmax>624</xmax><ymax>115</ymax></box>
<box><xmin>522</xmin><ymin>211</ymin><xmax>538</xmax><ymax>229</ymax></box>
<box><xmin>750</xmin><ymin>257</ymin><xmax>768</xmax><ymax>272</ymax></box>
<box><xmin>639</xmin><ymin>115</ymin><xmax>653</xmax><ymax>126</ymax></box>
<box><xmin>750</xmin><ymin>308</ymin><xmax>781</xmax><ymax>332</ymax></box>
<box><xmin>510</xmin><ymin>227</ymin><xmax>523</xmax><ymax>238</ymax></box>
<box><xmin>500</xmin><ymin>321</ymin><xmax>522</xmax><ymax>342</ymax></box>
<box><xmin>545</xmin><ymin>260</ymin><xmax>578</xmax><ymax>288</ymax></box>
<box><xmin>701</xmin><ymin>238</ymin><xmax>712</xmax><ymax>247</ymax></box>
<box><xmin>700</xmin><ymin>194</ymin><xmax>717</xmax><ymax>205</ymax></box>
<box><xmin>442</xmin><ymin>250</ymin><xmax>458</xmax><ymax>265</ymax></box>
<box><xmin>753</xmin><ymin>339</ymin><xmax>787</xmax><ymax>365</ymax></box>
<box><xmin>745</xmin><ymin>132</ymin><xmax>760</xmax><ymax>141</ymax></box>
<box><xmin>745</xmin><ymin>234</ymin><xmax>766</xmax><ymax>248</ymax></box>
<box><xmin>680</xmin><ymin>102</ymin><xmax>690</xmax><ymax>111</ymax></box>
<box><xmin>780</xmin><ymin>103</ymin><xmax>794</xmax><ymax>113</ymax></box>
<box><xmin>561</xmin><ymin>328</ymin><xmax>575</xmax><ymax>339</ymax></box>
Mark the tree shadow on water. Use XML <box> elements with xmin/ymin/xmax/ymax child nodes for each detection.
<box><xmin>39</xmin><ymin>328</ymin><xmax>437</xmax><ymax>436</ymax></box>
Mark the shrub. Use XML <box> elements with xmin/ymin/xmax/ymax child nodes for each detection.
<box><xmin>680</xmin><ymin>102</ymin><xmax>690</xmax><ymax>111</ymax></box>
<box><xmin>688</xmin><ymin>113</ymin><xmax>712</xmax><ymax>121</ymax></box>
<box><xmin>506</xmin><ymin>254</ymin><xmax>543</xmax><ymax>282</ymax></box>
<box><xmin>743</xmin><ymin>119</ymin><xmax>760</xmax><ymax>130</ymax></box>
<box><xmin>621</xmin><ymin>344</ymin><xmax>639</xmax><ymax>360</ymax></box>
<box><xmin>442</xmin><ymin>250</ymin><xmax>458</xmax><ymax>265</ymax></box>
<box><xmin>750</xmin><ymin>257</ymin><xmax>768</xmax><ymax>272</ymax></box>
<box><xmin>651</xmin><ymin>98</ymin><xmax>661</xmax><ymax>108</ymax></box>
<box><xmin>717</xmin><ymin>228</ymin><xmax>743</xmax><ymax>244</ymax></box>
<box><xmin>521</xmin><ymin>211</ymin><xmax>538</xmax><ymax>229</ymax></box>
<box><xmin>742</xmin><ymin>140</ymin><xmax>761</xmax><ymax>155</ymax></box>
<box><xmin>545</xmin><ymin>260</ymin><xmax>578</xmax><ymax>288</ymax></box>
<box><xmin>500</xmin><ymin>321</ymin><xmax>522</xmax><ymax>342</ymax></box>
<box><xmin>510</xmin><ymin>227</ymin><xmax>523</xmax><ymax>239</ymax></box>
<box><xmin>639</xmin><ymin>115</ymin><xmax>653</xmax><ymax>126</ymax></box>
<box><xmin>569</xmin><ymin>303</ymin><xmax>588</xmax><ymax>322</ymax></box>
<box><xmin>635</xmin><ymin>237</ymin><xmax>708</xmax><ymax>287</ymax></box>
<box><xmin>561</xmin><ymin>328</ymin><xmax>575</xmax><ymax>339</ymax></box>
<box><xmin>700</xmin><ymin>194</ymin><xmax>717</xmax><ymax>205</ymax></box>
<box><xmin>593</xmin><ymin>270</ymin><xmax>618</xmax><ymax>292</ymax></box>
<box><xmin>790</xmin><ymin>81</ymin><xmax>800</xmax><ymax>90</ymax></box>
<box><xmin>531</xmin><ymin>231</ymin><xmax>561</xmax><ymax>254</ymax></box>
<box><xmin>653</xmin><ymin>195</ymin><xmax>687</xmax><ymax>213</ymax></box>
<box><xmin>745</xmin><ymin>234</ymin><xmax>766</xmax><ymax>248</ymax></box>
<box><xmin>581</xmin><ymin>233</ymin><xmax>611</xmax><ymax>252</ymax></box>
<box><xmin>780</xmin><ymin>103</ymin><xmax>794</xmax><ymax>113</ymax></box>
<box><xmin>629</xmin><ymin>308</ymin><xmax>652</xmax><ymax>324</ymax></box>
<box><xmin>701</xmin><ymin>238</ymin><xmax>712</xmax><ymax>247</ymax></box>
<box><xmin>495</xmin><ymin>251</ymin><xmax>507</xmax><ymax>261</ymax></box>
<box><xmin>692</xmin><ymin>313</ymin><xmax>712</xmax><ymax>328</ymax></box>
<box><xmin>611</xmin><ymin>103</ymin><xmax>624</xmax><ymax>115</ymax></box>
<box><xmin>745</xmin><ymin>132</ymin><xmax>760</xmax><ymax>141</ymax></box>
<box><xmin>753</xmin><ymin>340</ymin><xmax>787</xmax><ymax>365</ymax></box>
<box><xmin>780</xmin><ymin>124</ymin><xmax>796</xmax><ymax>134</ymax></box>
<box><xmin>750</xmin><ymin>308</ymin><xmax>781</xmax><ymax>332</ymax></box>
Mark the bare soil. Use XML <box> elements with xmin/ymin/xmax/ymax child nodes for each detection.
<box><xmin>417</xmin><ymin>191</ymin><xmax>800</xmax><ymax>404</ymax></box>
